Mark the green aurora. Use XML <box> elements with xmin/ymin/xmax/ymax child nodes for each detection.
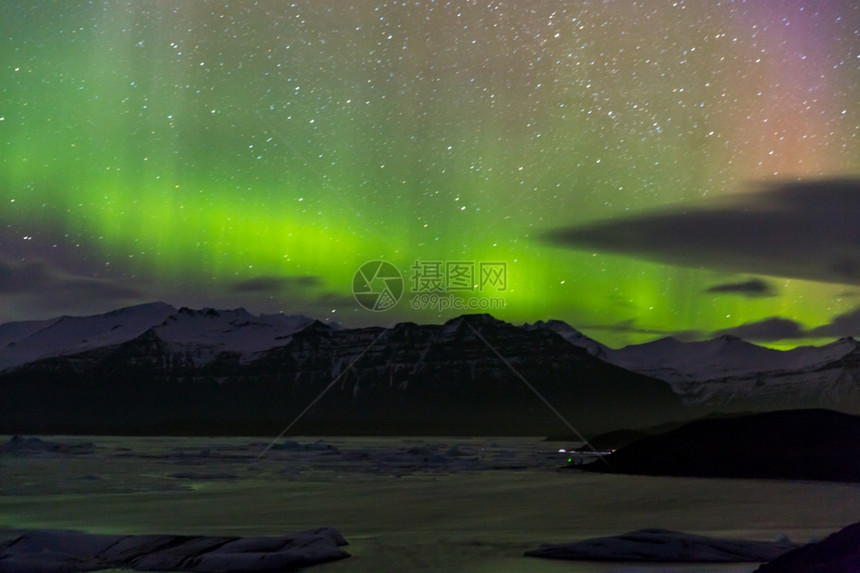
<box><xmin>1</xmin><ymin>1</ymin><xmax>858</xmax><ymax>348</ymax></box>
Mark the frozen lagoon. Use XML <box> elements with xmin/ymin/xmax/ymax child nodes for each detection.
<box><xmin>2</xmin><ymin>435</ymin><xmax>859</xmax><ymax>572</ymax></box>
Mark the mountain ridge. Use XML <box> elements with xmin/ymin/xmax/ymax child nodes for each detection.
<box><xmin>1</xmin><ymin>303</ymin><xmax>859</xmax><ymax>435</ymax></box>
<box><xmin>0</xmin><ymin>304</ymin><xmax>682</xmax><ymax>436</ymax></box>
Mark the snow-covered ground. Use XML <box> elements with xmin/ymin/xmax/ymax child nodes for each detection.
<box><xmin>2</xmin><ymin>435</ymin><xmax>859</xmax><ymax>572</ymax></box>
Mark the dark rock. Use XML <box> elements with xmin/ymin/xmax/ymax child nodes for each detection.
<box><xmin>584</xmin><ymin>409</ymin><xmax>860</xmax><ymax>482</ymax></box>
<box><xmin>754</xmin><ymin>521</ymin><xmax>860</xmax><ymax>573</ymax></box>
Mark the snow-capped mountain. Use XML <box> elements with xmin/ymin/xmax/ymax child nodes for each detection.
<box><xmin>604</xmin><ymin>334</ymin><xmax>858</xmax><ymax>383</ymax></box>
<box><xmin>0</xmin><ymin>303</ymin><xmax>317</xmax><ymax>372</ymax></box>
<box><xmin>525</xmin><ymin>319</ymin><xmax>610</xmax><ymax>359</ymax></box>
<box><xmin>520</xmin><ymin>323</ymin><xmax>860</xmax><ymax>414</ymax></box>
<box><xmin>604</xmin><ymin>335</ymin><xmax>786</xmax><ymax>384</ymax></box>
<box><xmin>1</xmin><ymin>303</ymin><xmax>859</xmax><ymax>435</ymax></box>
<box><xmin>598</xmin><ymin>335</ymin><xmax>860</xmax><ymax>413</ymax></box>
<box><xmin>0</xmin><ymin>307</ymin><xmax>683</xmax><ymax>436</ymax></box>
<box><xmin>0</xmin><ymin>302</ymin><xmax>176</xmax><ymax>371</ymax></box>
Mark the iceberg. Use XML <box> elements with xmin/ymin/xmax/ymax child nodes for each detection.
<box><xmin>525</xmin><ymin>528</ymin><xmax>800</xmax><ymax>563</ymax></box>
<box><xmin>0</xmin><ymin>527</ymin><xmax>349</xmax><ymax>572</ymax></box>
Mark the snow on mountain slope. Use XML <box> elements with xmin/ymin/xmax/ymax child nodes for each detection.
<box><xmin>518</xmin><ymin>321</ymin><xmax>860</xmax><ymax>412</ymax></box>
<box><xmin>151</xmin><ymin>307</ymin><xmax>317</xmax><ymax>365</ymax></box>
<box><xmin>0</xmin><ymin>311</ymin><xmax>685</xmax><ymax>435</ymax></box>
<box><xmin>2</xmin><ymin>303</ymin><xmax>858</xmax><ymax>418</ymax></box>
<box><xmin>606</xmin><ymin>335</ymin><xmax>859</xmax><ymax>384</ymax></box>
<box><xmin>782</xmin><ymin>336</ymin><xmax>859</xmax><ymax>369</ymax></box>
<box><xmin>606</xmin><ymin>335</ymin><xmax>785</xmax><ymax>383</ymax></box>
<box><xmin>599</xmin><ymin>334</ymin><xmax>860</xmax><ymax>411</ymax></box>
<box><xmin>0</xmin><ymin>303</ymin><xmax>317</xmax><ymax>372</ymax></box>
<box><xmin>0</xmin><ymin>302</ymin><xmax>177</xmax><ymax>371</ymax></box>
<box><xmin>526</xmin><ymin>319</ymin><xmax>610</xmax><ymax>359</ymax></box>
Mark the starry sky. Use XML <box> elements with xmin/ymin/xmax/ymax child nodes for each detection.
<box><xmin>1</xmin><ymin>0</ymin><xmax>858</xmax><ymax>348</ymax></box>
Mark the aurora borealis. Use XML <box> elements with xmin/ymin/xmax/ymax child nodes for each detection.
<box><xmin>0</xmin><ymin>1</ymin><xmax>858</xmax><ymax>348</ymax></box>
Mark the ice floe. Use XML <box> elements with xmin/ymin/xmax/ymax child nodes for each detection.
<box><xmin>525</xmin><ymin>528</ymin><xmax>801</xmax><ymax>563</ymax></box>
<box><xmin>1</xmin><ymin>435</ymin><xmax>95</xmax><ymax>455</ymax></box>
<box><xmin>0</xmin><ymin>527</ymin><xmax>349</xmax><ymax>572</ymax></box>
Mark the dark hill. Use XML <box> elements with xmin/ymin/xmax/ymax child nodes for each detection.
<box><xmin>583</xmin><ymin>409</ymin><xmax>860</xmax><ymax>482</ymax></box>
<box><xmin>755</xmin><ymin>521</ymin><xmax>860</xmax><ymax>572</ymax></box>
<box><xmin>0</xmin><ymin>314</ymin><xmax>685</xmax><ymax>436</ymax></box>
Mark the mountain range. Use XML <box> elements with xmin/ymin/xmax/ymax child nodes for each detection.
<box><xmin>604</xmin><ymin>333</ymin><xmax>860</xmax><ymax>413</ymax></box>
<box><xmin>0</xmin><ymin>303</ymin><xmax>858</xmax><ymax>435</ymax></box>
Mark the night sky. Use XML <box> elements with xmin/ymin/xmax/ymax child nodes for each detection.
<box><xmin>1</xmin><ymin>1</ymin><xmax>858</xmax><ymax>348</ymax></box>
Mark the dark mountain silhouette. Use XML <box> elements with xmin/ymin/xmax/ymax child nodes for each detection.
<box><xmin>0</xmin><ymin>310</ymin><xmax>684</xmax><ymax>436</ymax></box>
<box><xmin>583</xmin><ymin>409</ymin><xmax>860</xmax><ymax>482</ymax></box>
<box><xmin>754</xmin><ymin>520</ymin><xmax>860</xmax><ymax>573</ymax></box>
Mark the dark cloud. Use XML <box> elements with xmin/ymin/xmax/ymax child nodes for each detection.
<box><xmin>0</xmin><ymin>259</ymin><xmax>56</xmax><ymax>293</ymax></box>
<box><xmin>230</xmin><ymin>275</ymin><xmax>321</xmax><ymax>293</ymax></box>
<box><xmin>0</xmin><ymin>257</ymin><xmax>143</xmax><ymax>321</ymax></box>
<box><xmin>0</xmin><ymin>258</ymin><xmax>140</xmax><ymax>299</ymax></box>
<box><xmin>591</xmin><ymin>306</ymin><xmax>860</xmax><ymax>344</ymax></box>
<box><xmin>670</xmin><ymin>330</ymin><xmax>707</xmax><ymax>342</ymax></box>
<box><xmin>542</xmin><ymin>178</ymin><xmax>860</xmax><ymax>286</ymax></box>
<box><xmin>712</xmin><ymin>306</ymin><xmax>860</xmax><ymax>342</ymax></box>
<box><xmin>581</xmin><ymin>319</ymin><xmax>704</xmax><ymax>341</ymax></box>
<box><xmin>705</xmin><ymin>278</ymin><xmax>775</xmax><ymax>297</ymax></box>
<box><xmin>807</xmin><ymin>307</ymin><xmax>860</xmax><ymax>339</ymax></box>
<box><xmin>313</xmin><ymin>291</ymin><xmax>359</xmax><ymax>307</ymax></box>
<box><xmin>713</xmin><ymin>317</ymin><xmax>806</xmax><ymax>342</ymax></box>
